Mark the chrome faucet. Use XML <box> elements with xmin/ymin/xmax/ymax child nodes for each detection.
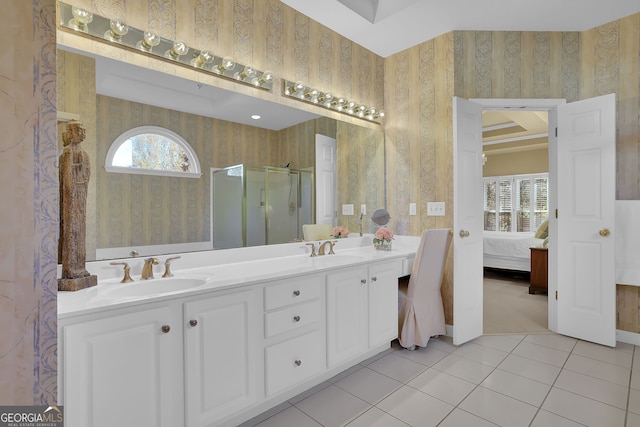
<box><xmin>162</xmin><ymin>256</ymin><xmax>181</xmax><ymax>278</ymax></box>
<box><xmin>318</xmin><ymin>240</ymin><xmax>337</xmax><ymax>255</ymax></box>
<box><xmin>141</xmin><ymin>257</ymin><xmax>159</xmax><ymax>280</ymax></box>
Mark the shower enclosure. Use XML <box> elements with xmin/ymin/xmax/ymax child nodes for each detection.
<box><xmin>212</xmin><ymin>164</ymin><xmax>314</xmax><ymax>249</ymax></box>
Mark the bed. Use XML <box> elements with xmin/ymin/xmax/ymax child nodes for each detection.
<box><xmin>483</xmin><ymin>231</ymin><xmax>544</xmax><ymax>272</ymax></box>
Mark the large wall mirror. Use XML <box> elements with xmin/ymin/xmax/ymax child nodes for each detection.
<box><xmin>57</xmin><ymin>46</ymin><xmax>385</xmax><ymax>262</ymax></box>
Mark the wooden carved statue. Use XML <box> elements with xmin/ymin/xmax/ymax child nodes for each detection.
<box><xmin>58</xmin><ymin>120</ymin><xmax>97</xmax><ymax>291</ymax></box>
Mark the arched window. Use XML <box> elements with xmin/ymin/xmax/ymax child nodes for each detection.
<box><xmin>105</xmin><ymin>126</ymin><xmax>201</xmax><ymax>178</ymax></box>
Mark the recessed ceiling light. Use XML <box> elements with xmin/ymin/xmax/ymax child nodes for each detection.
<box><xmin>250</xmin><ymin>114</ymin><xmax>261</xmax><ymax>120</ymax></box>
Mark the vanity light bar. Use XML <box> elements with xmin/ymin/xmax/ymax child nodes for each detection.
<box><xmin>283</xmin><ymin>80</ymin><xmax>384</xmax><ymax>123</ymax></box>
<box><xmin>58</xmin><ymin>2</ymin><xmax>274</xmax><ymax>91</ymax></box>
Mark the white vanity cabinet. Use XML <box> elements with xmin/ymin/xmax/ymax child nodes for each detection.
<box><xmin>326</xmin><ymin>260</ymin><xmax>400</xmax><ymax>368</ymax></box>
<box><xmin>60</xmin><ymin>303</ymin><xmax>184</xmax><ymax>427</ymax></box>
<box><xmin>184</xmin><ymin>288</ymin><xmax>261</xmax><ymax>427</ymax></box>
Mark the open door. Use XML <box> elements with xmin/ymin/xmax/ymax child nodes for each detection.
<box><xmin>452</xmin><ymin>97</ymin><xmax>484</xmax><ymax>345</ymax></box>
<box><xmin>315</xmin><ymin>134</ymin><xmax>337</xmax><ymax>226</ymax></box>
<box><xmin>556</xmin><ymin>93</ymin><xmax>616</xmax><ymax>347</ymax></box>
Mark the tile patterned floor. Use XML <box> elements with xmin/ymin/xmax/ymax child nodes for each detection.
<box><xmin>242</xmin><ymin>334</ymin><xmax>640</xmax><ymax>427</ymax></box>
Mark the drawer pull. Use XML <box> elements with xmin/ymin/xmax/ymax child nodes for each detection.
<box><xmin>294</xmin><ymin>359</ymin><xmax>302</xmax><ymax>367</ymax></box>
<box><xmin>293</xmin><ymin>290</ymin><xmax>301</xmax><ymax>296</ymax></box>
<box><xmin>371</xmin><ymin>276</ymin><xmax>377</xmax><ymax>282</ymax></box>
<box><xmin>360</xmin><ymin>279</ymin><xmax>367</xmax><ymax>285</ymax></box>
<box><xmin>161</xmin><ymin>325</ymin><xmax>171</xmax><ymax>333</ymax></box>
<box><xmin>293</xmin><ymin>315</ymin><xmax>301</xmax><ymax>322</ymax></box>
<box><xmin>189</xmin><ymin>319</ymin><xmax>198</xmax><ymax>327</ymax></box>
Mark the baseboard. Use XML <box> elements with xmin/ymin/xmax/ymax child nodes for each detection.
<box><xmin>445</xmin><ymin>324</ymin><xmax>453</xmax><ymax>337</ymax></box>
<box><xmin>616</xmin><ymin>329</ymin><xmax>640</xmax><ymax>346</ymax></box>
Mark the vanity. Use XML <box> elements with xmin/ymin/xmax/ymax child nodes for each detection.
<box><xmin>58</xmin><ymin>236</ymin><xmax>419</xmax><ymax>427</ymax></box>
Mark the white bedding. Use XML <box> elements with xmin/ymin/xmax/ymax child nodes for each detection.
<box><xmin>483</xmin><ymin>231</ymin><xmax>544</xmax><ymax>272</ymax></box>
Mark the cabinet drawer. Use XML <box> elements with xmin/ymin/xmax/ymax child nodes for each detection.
<box><xmin>264</xmin><ymin>275</ymin><xmax>322</xmax><ymax>310</ymax></box>
<box><xmin>265</xmin><ymin>300</ymin><xmax>321</xmax><ymax>338</ymax></box>
<box><xmin>265</xmin><ymin>330</ymin><xmax>325</xmax><ymax>396</ymax></box>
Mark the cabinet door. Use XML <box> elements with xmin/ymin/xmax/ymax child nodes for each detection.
<box><xmin>184</xmin><ymin>289</ymin><xmax>260</xmax><ymax>427</ymax></box>
<box><xmin>63</xmin><ymin>305</ymin><xmax>183</xmax><ymax>427</ymax></box>
<box><xmin>326</xmin><ymin>267</ymin><xmax>368</xmax><ymax>368</ymax></box>
<box><xmin>368</xmin><ymin>261</ymin><xmax>399</xmax><ymax>347</ymax></box>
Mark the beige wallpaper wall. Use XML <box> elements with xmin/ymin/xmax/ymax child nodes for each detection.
<box><xmin>0</xmin><ymin>0</ymin><xmax>58</xmax><ymax>404</ymax></box>
<box><xmin>483</xmin><ymin>148</ymin><xmax>549</xmax><ymax>177</ymax></box>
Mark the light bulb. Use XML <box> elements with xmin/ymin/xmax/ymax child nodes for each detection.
<box><xmin>234</xmin><ymin>65</ymin><xmax>257</xmax><ymax>80</ymax></box>
<box><xmin>214</xmin><ymin>56</ymin><xmax>235</xmax><ymax>74</ymax></box>
<box><xmin>70</xmin><ymin>7</ymin><xmax>93</xmax><ymax>30</ymax></box>
<box><xmin>166</xmin><ymin>40</ymin><xmax>188</xmax><ymax>60</ymax></box>
<box><xmin>191</xmin><ymin>50</ymin><xmax>214</xmax><ymax>68</ymax></box>
<box><xmin>105</xmin><ymin>18</ymin><xmax>128</xmax><ymax>41</ymax></box>
<box><xmin>137</xmin><ymin>31</ymin><xmax>160</xmax><ymax>51</ymax></box>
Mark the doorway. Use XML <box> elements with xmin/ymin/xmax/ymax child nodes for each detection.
<box><xmin>481</xmin><ymin>109</ymin><xmax>550</xmax><ymax>334</ymax></box>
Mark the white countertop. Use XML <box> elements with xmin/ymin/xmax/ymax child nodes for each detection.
<box><xmin>58</xmin><ymin>235</ymin><xmax>420</xmax><ymax>319</ymax></box>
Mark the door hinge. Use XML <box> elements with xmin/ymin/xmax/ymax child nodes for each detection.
<box><xmin>555</xmin><ymin>209</ymin><xmax>558</xmax><ymax>218</ymax></box>
<box><xmin>555</xmin><ymin>290</ymin><xmax>558</xmax><ymax>300</ymax></box>
<box><xmin>555</xmin><ymin>127</ymin><xmax>558</xmax><ymax>137</ymax></box>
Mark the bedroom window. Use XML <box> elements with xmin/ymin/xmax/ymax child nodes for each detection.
<box><xmin>484</xmin><ymin>174</ymin><xmax>548</xmax><ymax>232</ymax></box>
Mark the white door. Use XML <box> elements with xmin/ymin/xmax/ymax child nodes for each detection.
<box><xmin>452</xmin><ymin>97</ymin><xmax>484</xmax><ymax>345</ymax></box>
<box><xmin>315</xmin><ymin>134</ymin><xmax>337</xmax><ymax>225</ymax></box>
<box><xmin>557</xmin><ymin>93</ymin><xmax>616</xmax><ymax>347</ymax></box>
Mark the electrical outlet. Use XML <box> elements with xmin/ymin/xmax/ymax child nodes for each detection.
<box><xmin>427</xmin><ymin>202</ymin><xmax>445</xmax><ymax>216</ymax></box>
<box><xmin>360</xmin><ymin>204</ymin><xmax>366</xmax><ymax>215</ymax></box>
<box><xmin>342</xmin><ymin>204</ymin><xmax>354</xmax><ymax>215</ymax></box>
<box><xmin>409</xmin><ymin>203</ymin><xmax>416</xmax><ymax>216</ymax></box>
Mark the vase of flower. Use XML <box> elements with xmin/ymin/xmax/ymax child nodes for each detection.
<box><xmin>331</xmin><ymin>225</ymin><xmax>350</xmax><ymax>238</ymax></box>
<box><xmin>373</xmin><ymin>227</ymin><xmax>393</xmax><ymax>251</ymax></box>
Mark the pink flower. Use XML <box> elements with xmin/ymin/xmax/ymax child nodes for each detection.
<box><xmin>374</xmin><ymin>227</ymin><xmax>394</xmax><ymax>242</ymax></box>
<box><xmin>331</xmin><ymin>225</ymin><xmax>350</xmax><ymax>238</ymax></box>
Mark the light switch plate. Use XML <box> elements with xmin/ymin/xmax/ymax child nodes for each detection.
<box><xmin>361</xmin><ymin>204</ymin><xmax>367</xmax><ymax>215</ymax></box>
<box><xmin>409</xmin><ymin>203</ymin><xmax>416</xmax><ymax>216</ymax></box>
<box><xmin>342</xmin><ymin>204</ymin><xmax>354</xmax><ymax>215</ymax></box>
<box><xmin>427</xmin><ymin>202</ymin><xmax>445</xmax><ymax>216</ymax></box>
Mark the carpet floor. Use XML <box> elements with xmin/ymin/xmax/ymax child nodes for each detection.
<box><xmin>483</xmin><ymin>268</ymin><xmax>549</xmax><ymax>334</ymax></box>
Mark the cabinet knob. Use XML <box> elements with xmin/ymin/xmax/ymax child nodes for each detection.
<box><xmin>599</xmin><ymin>228</ymin><xmax>610</xmax><ymax>237</ymax></box>
<box><xmin>161</xmin><ymin>325</ymin><xmax>171</xmax><ymax>333</ymax></box>
<box><xmin>293</xmin><ymin>315</ymin><xmax>301</xmax><ymax>322</ymax></box>
<box><xmin>371</xmin><ymin>276</ymin><xmax>377</xmax><ymax>282</ymax></box>
<box><xmin>293</xmin><ymin>290</ymin><xmax>301</xmax><ymax>296</ymax></box>
<box><xmin>189</xmin><ymin>319</ymin><xmax>198</xmax><ymax>327</ymax></box>
<box><xmin>294</xmin><ymin>359</ymin><xmax>302</xmax><ymax>367</ymax></box>
<box><xmin>459</xmin><ymin>230</ymin><xmax>470</xmax><ymax>238</ymax></box>
<box><xmin>360</xmin><ymin>279</ymin><xmax>367</xmax><ymax>284</ymax></box>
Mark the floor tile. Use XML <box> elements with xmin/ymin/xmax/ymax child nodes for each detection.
<box><xmin>437</xmin><ymin>408</ymin><xmax>498</xmax><ymax>427</ymax></box>
<box><xmin>554</xmin><ymin>369</ymin><xmax>629</xmax><ymax>409</ymax></box>
<box><xmin>542</xmin><ymin>387</ymin><xmax>626</xmax><ymax>427</ymax></box>
<box><xmin>628</xmin><ymin>388</ymin><xmax>640</xmax><ymax>415</ymax></box>
<box><xmin>512</xmin><ymin>340</ymin><xmax>570</xmax><ymax>367</ymax></box>
<box><xmin>394</xmin><ymin>346</ymin><xmax>450</xmax><ymax>367</ymax></box>
<box><xmin>530</xmin><ymin>409</ymin><xmax>584</xmax><ymax>427</ymax></box>
<box><xmin>627</xmin><ymin>411</ymin><xmax>640</xmax><ymax>427</ymax></box>
<box><xmin>407</xmin><ymin>368</ymin><xmax>476</xmax><ymax>406</ymax></box>
<box><xmin>239</xmin><ymin>401</ymin><xmax>291</xmax><ymax>427</ymax></box>
<box><xmin>295</xmin><ymin>384</ymin><xmax>370</xmax><ymax>427</ymax></box>
<box><xmin>345</xmin><ymin>407</ymin><xmax>409</xmax><ymax>427</ymax></box>
<box><xmin>366</xmin><ymin>352</ymin><xmax>427</xmax><ymax>383</ymax></box>
<box><xmin>334</xmin><ymin>366</ymin><xmax>403</xmax><ymax>404</ymax></box>
<box><xmin>632</xmin><ymin>369</ymin><xmax>640</xmax><ymax>391</ymax></box>
<box><xmin>497</xmin><ymin>353</ymin><xmax>561</xmax><ymax>385</ymax></box>
<box><xmin>376</xmin><ymin>385</ymin><xmax>454</xmax><ymax>427</ymax></box>
<box><xmin>287</xmin><ymin>381</ymin><xmax>332</xmax><ymax>405</ymax></box>
<box><xmin>432</xmin><ymin>354</ymin><xmax>495</xmax><ymax>384</ymax></box>
<box><xmin>452</xmin><ymin>342</ymin><xmax>508</xmax><ymax>367</ymax></box>
<box><xmin>328</xmin><ymin>364</ymin><xmax>363</xmax><ymax>384</ymax></box>
<box><xmin>572</xmin><ymin>340</ymin><xmax>633</xmax><ymax>368</ymax></box>
<box><xmin>480</xmin><ymin>368</ymin><xmax>551</xmax><ymax>407</ymax></box>
<box><xmin>459</xmin><ymin>386</ymin><xmax>537</xmax><ymax>427</ymax></box>
<box><xmin>564</xmin><ymin>353</ymin><xmax>631</xmax><ymax>386</ymax></box>
<box><xmin>524</xmin><ymin>333</ymin><xmax>577</xmax><ymax>352</ymax></box>
<box><xmin>360</xmin><ymin>347</ymin><xmax>396</xmax><ymax>366</ymax></box>
<box><xmin>471</xmin><ymin>334</ymin><xmax>524</xmax><ymax>352</ymax></box>
<box><xmin>424</xmin><ymin>336</ymin><xmax>458</xmax><ymax>353</ymax></box>
<box><xmin>252</xmin><ymin>405</ymin><xmax>322</xmax><ymax>427</ymax></box>
<box><xmin>616</xmin><ymin>341</ymin><xmax>634</xmax><ymax>353</ymax></box>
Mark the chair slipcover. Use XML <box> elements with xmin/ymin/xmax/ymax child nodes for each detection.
<box><xmin>398</xmin><ymin>229</ymin><xmax>452</xmax><ymax>349</ymax></box>
<box><xmin>302</xmin><ymin>223</ymin><xmax>333</xmax><ymax>241</ymax></box>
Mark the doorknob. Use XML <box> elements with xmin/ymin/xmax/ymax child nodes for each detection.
<box><xmin>599</xmin><ymin>228</ymin><xmax>610</xmax><ymax>237</ymax></box>
<box><xmin>459</xmin><ymin>230</ymin><xmax>470</xmax><ymax>238</ymax></box>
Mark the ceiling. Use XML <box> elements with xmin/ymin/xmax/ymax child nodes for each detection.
<box><xmin>482</xmin><ymin>111</ymin><xmax>549</xmax><ymax>155</ymax></box>
<box><xmin>281</xmin><ymin>0</ymin><xmax>640</xmax><ymax>57</ymax></box>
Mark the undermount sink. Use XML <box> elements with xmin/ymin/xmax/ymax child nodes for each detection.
<box><xmin>104</xmin><ymin>277</ymin><xmax>208</xmax><ymax>297</ymax></box>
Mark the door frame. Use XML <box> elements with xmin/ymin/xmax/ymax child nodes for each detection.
<box><xmin>470</xmin><ymin>98</ymin><xmax>566</xmax><ymax>333</ymax></box>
